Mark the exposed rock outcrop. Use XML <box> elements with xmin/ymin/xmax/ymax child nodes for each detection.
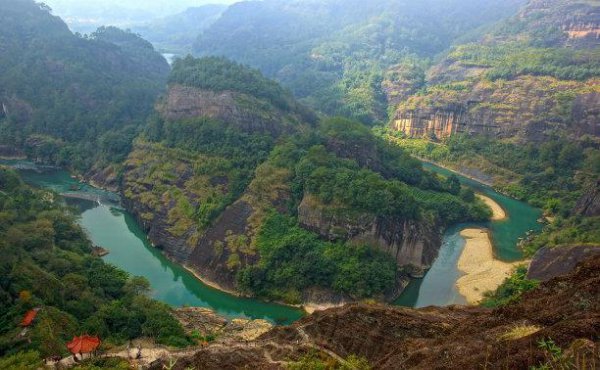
<box><xmin>391</xmin><ymin>108</ymin><xmax>464</xmax><ymax>139</ymax></box>
<box><xmin>124</xmin><ymin>194</ymin><xmax>195</xmax><ymax>262</ymax></box>
<box><xmin>187</xmin><ymin>200</ymin><xmax>257</xmax><ymax>291</ymax></box>
<box><xmin>572</xmin><ymin>93</ymin><xmax>600</xmax><ymax>137</ymax></box>
<box><xmin>392</xmin><ymin>77</ymin><xmax>600</xmax><ymax>141</ymax></box>
<box><xmin>389</xmin><ymin>0</ymin><xmax>600</xmax><ymax>142</ymax></box>
<box><xmin>298</xmin><ymin>194</ymin><xmax>442</xmax><ymax>270</ymax></box>
<box><xmin>0</xmin><ymin>145</ymin><xmax>25</xmax><ymax>159</ymax></box>
<box><xmin>173</xmin><ymin>307</ymin><xmax>273</xmax><ymax>341</ymax></box>
<box><xmin>0</xmin><ymin>96</ymin><xmax>33</xmax><ymax>124</ymax></box>
<box><xmin>573</xmin><ymin>179</ymin><xmax>600</xmax><ymax>217</ymax></box>
<box><xmin>522</xmin><ymin>0</ymin><xmax>600</xmax><ymax>47</ymax></box>
<box><xmin>528</xmin><ymin>245</ymin><xmax>600</xmax><ymax>281</ymax></box>
<box><xmin>158</xmin><ymin>85</ymin><xmax>302</xmax><ymax>136</ymax></box>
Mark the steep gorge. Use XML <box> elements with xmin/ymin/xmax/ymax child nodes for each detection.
<box><xmin>118</xmin><ymin>58</ymin><xmax>488</xmax><ymax>304</ymax></box>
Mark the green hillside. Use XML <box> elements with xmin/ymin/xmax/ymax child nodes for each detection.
<box><xmin>0</xmin><ymin>167</ymin><xmax>188</xmax><ymax>363</ymax></box>
<box><xmin>193</xmin><ymin>0</ymin><xmax>525</xmax><ymax>124</ymax></box>
<box><xmin>0</xmin><ymin>0</ymin><xmax>169</xmax><ymax>171</ymax></box>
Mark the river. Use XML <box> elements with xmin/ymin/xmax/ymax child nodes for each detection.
<box><xmin>2</xmin><ymin>160</ymin><xmax>303</xmax><ymax>325</ymax></box>
<box><xmin>394</xmin><ymin>162</ymin><xmax>542</xmax><ymax>307</ymax></box>
<box><xmin>2</xmin><ymin>160</ymin><xmax>541</xmax><ymax>320</ymax></box>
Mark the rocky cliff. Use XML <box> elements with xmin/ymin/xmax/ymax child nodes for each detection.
<box><xmin>157</xmin><ymin>85</ymin><xmax>303</xmax><ymax>136</ymax></box>
<box><xmin>149</xmin><ymin>255</ymin><xmax>600</xmax><ymax>370</ymax></box>
<box><xmin>389</xmin><ymin>0</ymin><xmax>600</xmax><ymax>142</ymax></box>
<box><xmin>392</xmin><ymin>77</ymin><xmax>600</xmax><ymax>141</ymax></box>
<box><xmin>298</xmin><ymin>194</ymin><xmax>441</xmax><ymax>271</ymax></box>
<box><xmin>522</xmin><ymin>0</ymin><xmax>600</xmax><ymax>47</ymax></box>
<box><xmin>528</xmin><ymin>244</ymin><xmax>600</xmax><ymax>281</ymax></box>
<box><xmin>573</xmin><ymin>179</ymin><xmax>600</xmax><ymax>217</ymax></box>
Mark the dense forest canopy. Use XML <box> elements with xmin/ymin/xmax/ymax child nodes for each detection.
<box><xmin>0</xmin><ymin>0</ymin><xmax>169</xmax><ymax>171</ymax></box>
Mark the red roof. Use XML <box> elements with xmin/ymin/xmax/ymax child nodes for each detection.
<box><xmin>66</xmin><ymin>335</ymin><xmax>101</xmax><ymax>354</ymax></box>
<box><xmin>20</xmin><ymin>309</ymin><xmax>39</xmax><ymax>327</ymax></box>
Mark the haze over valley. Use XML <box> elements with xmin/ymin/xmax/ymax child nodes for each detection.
<box><xmin>0</xmin><ymin>0</ymin><xmax>599</xmax><ymax>368</ymax></box>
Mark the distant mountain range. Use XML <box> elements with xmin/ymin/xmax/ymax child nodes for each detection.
<box><xmin>43</xmin><ymin>0</ymin><xmax>236</xmax><ymax>34</ymax></box>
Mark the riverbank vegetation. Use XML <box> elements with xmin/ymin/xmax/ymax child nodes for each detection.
<box><xmin>480</xmin><ymin>266</ymin><xmax>539</xmax><ymax>308</ymax></box>
<box><xmin>380</xmin><ymin>133</ymin><xmax>598</xmax><ymax>214</ymax></box>
<box><xmin>0</xmin><ymin>167</ymin><xmax>189</xmax><ymax>360</ymax></box>
<box><xmin>380</xmin><ymin>132</ymin><xmax>600</xmax><ymax>255</ymax></box>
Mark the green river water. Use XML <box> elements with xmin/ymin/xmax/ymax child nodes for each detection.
<box><xmin>395</xmin><ymin>162</ymin><xmax>542</xmax><ymax>307</ymax></box>
<box><xmin>3</xmin><ymin>160</ymin><xmax>542</xmax><ymax>321</ymax></box>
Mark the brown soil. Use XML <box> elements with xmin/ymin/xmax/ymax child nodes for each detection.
<box><xmin>149</xmin><ymin>255</ymin><xmax>600</xmax><ymax>369</ymax></box>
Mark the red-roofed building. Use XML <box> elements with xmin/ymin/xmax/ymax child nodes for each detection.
<box><xmin>66</xmin><ymin>335</ymin><xmax>101</xmax><ymax>356</ymax></box>
<box><xmin>20</xmin><ymin>309</ymin><xmax>39</xmax><ymax>327</ymax></box>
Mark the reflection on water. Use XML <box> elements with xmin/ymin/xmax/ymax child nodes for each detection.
<box><xmin>413</xmin><ymin>225</ymin><xmax>467</xmax><ymax>307</ymax></box>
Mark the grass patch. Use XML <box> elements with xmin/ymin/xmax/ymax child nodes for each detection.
<box><xmin>499</xmin><ymin>325</ymin><xmax>542</xmax><ymax>341</ymax></box>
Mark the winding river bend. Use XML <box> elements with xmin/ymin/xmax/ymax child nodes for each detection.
<box><xmin>395</xmin><ymin>162</ymin><xmax>542</xmax><ymax>307</ymax></box>
<box><xmin>3</xmin><ymin>161</ymin><xmax>303</xmax><ymax>325</ymax></box>
<box><xmin>3</xmin><ymin>160</ymin><xmax>541</xmax><ymax>321</ymax></box>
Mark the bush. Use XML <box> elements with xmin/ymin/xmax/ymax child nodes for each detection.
<box><xmin>481</xmin><ymin>266</ymin><xmax>539</xmax><ymax>308</ymax></box>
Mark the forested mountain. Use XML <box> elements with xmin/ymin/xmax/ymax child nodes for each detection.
<box><xmin>383</xmin><ymin>0</ymin><xmax>600</xmax><ymax>254</ymax></box>
<box><xmin>44</xmin><ymin>0</ymin><xmax>235</xmax><ymax>34</ymax></box>
<box><xmin>193</xmin><ymin>0</ymin><xmax>525</xmax><ymax>124</ymax></box>
<box><xmin>132</xmin><ymin>5</ymin><xmax>227</xmax><ymax>54</ymax></box>
<box><xmin>0</xmin><ymin>167</ymin><xmax>189</xmax><ymax>363</ymax></box>
<box><xmin>117</xmin><ymin>57</ymin><xmax>490</xmax><ymax>305</ymax></box>
<box><xmin>0</xmin><ymin>0</ymin><xmax>169</xmax><ymax>171</ymax></box>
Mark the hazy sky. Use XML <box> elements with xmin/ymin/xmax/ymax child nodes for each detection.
<box><xmin>43</xmin><ymin>0</ymin><xmax>239</xmax><ymax>31</ymax></box>
<box><xmin>45</xmin><ymin>0</ymin><xmax>237</xmax><ymax>14</ymax></box>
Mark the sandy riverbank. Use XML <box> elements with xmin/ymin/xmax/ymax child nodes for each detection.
<box><xmin>456</xmin><ymin>228</ymin><xmax>520</xmax><ymax>304</ymax></box>
<box><xmin>183</xmin><ymin>263</ymin><xmax>244</xmax><ymax>297</ymax></box>
<box><xmin>476</xmin><ymin>194</ymin><xmax>507</xmax><ymax>221</ymax></box>
<box><xmin>304</xmin><ymin>302</ymin><xmax>347</xmax><ymax>314</ymax></box>
<box><xmin>182</xmin><ymin>263</ymin><xmax>313</xmax><ymax>314</ymax></box>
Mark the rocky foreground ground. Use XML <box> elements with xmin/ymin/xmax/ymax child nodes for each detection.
<box><xmin>144</xmin><ymin>254</ymin><xmax>600</xmax><ymax>369</ymax></box>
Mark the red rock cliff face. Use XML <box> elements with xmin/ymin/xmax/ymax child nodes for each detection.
<box><xmin>391</xmin><ymin>109</ymin><xmax>465</xmax><ymax>139</ymax></box>
<box><xmin>391</xmin><ymin>77</ymin><xmax>600</xmax><ymax>141</ymax></box>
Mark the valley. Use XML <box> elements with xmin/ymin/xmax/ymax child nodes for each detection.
<box><xmin>3</xmin><ymin>158</ymin><xmax>542</xmax><ymax>313</ymax></box>
<box><xmin>0</xmin><ymin>0</ymin><xmax>599</xmax><ymax>368</ymax></box>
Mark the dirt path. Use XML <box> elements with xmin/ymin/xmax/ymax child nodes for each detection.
<box><xmin>296</xmin><ymin>326</ymin><xmax>349</xmax><ymax>366</ymax></box>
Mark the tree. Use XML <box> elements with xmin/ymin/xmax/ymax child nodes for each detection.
<box><xmin>445</xmin><ymin>174</ymin><xmax>461</xmax><ymax>195</ymax></box>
